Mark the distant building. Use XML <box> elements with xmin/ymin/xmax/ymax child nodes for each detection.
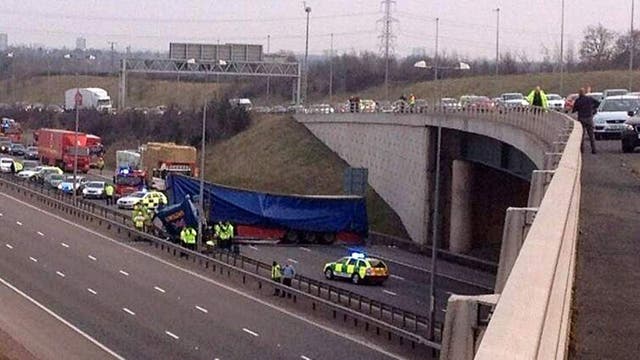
<box><xmin>76</xmin><ymin>37</ymin><xmax>87</xmax><ymax>51</ymax></box>
<box><xmin>0</xmin><ymin>33</ymin><xmax>7</xmax><ymax>51</ymax></box>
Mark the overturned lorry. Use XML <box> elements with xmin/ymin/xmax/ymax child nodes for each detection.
<box><xmin>165</xmin><ymin>174</ymin><xmax>368</xmax><ymax>244</ymax></box>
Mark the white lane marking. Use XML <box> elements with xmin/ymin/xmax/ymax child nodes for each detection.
<box><xmin>56</xmin><ymin>271</ymin><xmax>66</xmax><ymax>278</ymax></box>
<box><xmin>1</xmin><ymin>192</ymin><xmax>404</xmax><ymax>360</ymax></box>
<box><xmin>382</xmin><ymin>289</ymin><xmax>397</xmax><ymax>296</ymax></box>
<box><xmin>195</xmin><ymin>305</ymin><xmax>208</xmax><ymax>314</ymax></box>
<box><xmin>88</xmin><ymin>255</ymin><xmax>97</xmax><ymax>261</ymax></box>
<box><xmin>61</xmin><ymin>242</ymin><xmax>70</xmax><ymax>248</ymax></box>
<box><xmin>301</xmin><ymin>356</ymin><xmax>313</xmax><ymax>360</ymax></box>
<box><xmin>287</xmin><ymin>258</ymin><xmax>299</xmax><ymax>264</ymax></box>
<box><xmin>389</xmin><ymin>274</ymin><xmax>405</xmax><ymax>281</ymax></box>
<box><xmin>119</xmin><ymin>270</ymin><xmax>129</xmax><ymax>276</ymax></box>
<box><xmin>15</xmin><ymin>221</ymin><xmax>22</xmax><ymax>226</ymax></box>
<box><xmin>37</xmin><ymin>231</ymin><xmax>44</xmax><ymax>237</ymax></box>
<box><xmin>29</xmin><ymin>257</ymin><xmax>38</xmax><ymax>263</ymax></box>
<box><xmin>242</xmin><ymin>328</ymin><xmax>259</xmax><ymax>337</ymax></box>
<box><xmin>248</xmin><ymin>245</ymin><xmax>258</xmax><ymax>250</ymax></box>
<box><xmin>122</xmin><ymin>308</ymin><xmax>136</xmax><ymax>316</ymax></box>
<box><xmin>165</xmin><ymin>331</ymin><xmax>180</xmax><ymax>340</ymax></box>
<box><xmin>5</xmin><ymin>244</ymin><xmax>13</xmax><ymax>249</ymax></box>
<box><xmin>299</xmin><ymin>247</ymin><xmax>311</xmax><ymax>252</ymax></box>
<box><xmin>87</xmin><ymin>288</ymin><xmax>97</xmax><ymax>295</ymax></box>
<box><xmin>0</xmin><ymin>275</ymin><xmax>125</xmax><ymax>359</ymax></box>
<box><xmin>154</xmin><ymin>286</ymin><xmax>166</xmax><ymax>293</ymax></box>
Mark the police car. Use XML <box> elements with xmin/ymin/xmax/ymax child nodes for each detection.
<box><xmin>117</xmin><ymin>190</ymin><xmax>167</xmax><ymax>210</ymax></box>
<box><xmin>323</xmin><ymin>253</ymin><xmax>389</xmax><ymax>285</ymax></box>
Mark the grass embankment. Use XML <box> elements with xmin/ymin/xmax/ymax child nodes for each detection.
<box><xmin>203</xmin><ymin>115</ymin><xmax>408</xmax><ymax>238</ymax></box>
<box><xmin>0</xmin><ymin>75</ymin><xmax>224</xmax><ymax>109</ymax></box>
<box><xmin>326</xmin><ymin>69</ymin><xmax>640</xmax><ymax>102</ymax></box>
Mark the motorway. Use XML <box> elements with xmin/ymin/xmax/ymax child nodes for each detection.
<box><xmin>4</xmin><ymin>159</ymin><xmax>496</xmax><ymax>319</ymax></box>
<box><xmin>0</xmin><ymin>191</ymin><xmax>402</xmax><ymax>359</ymax></box>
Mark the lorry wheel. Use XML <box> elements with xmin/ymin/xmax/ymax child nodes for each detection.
<box><xmin>321</xmin><ymin>233</ymin><xmax>336</xmax><ymax>244</ymax></box>
<box><xmin>351</xmin><ymin>273</ymin><xmax>360</xmax><ymax>285</ymax></box>
<box><xmin>284</xmin><ymin>230</ymin><xmax>300</xmax><ymax>244</ymax></box>
<box><xmin>324</xmin><ymin>268</ymin><xmax>334</xmax><ymax>280</ymax></box>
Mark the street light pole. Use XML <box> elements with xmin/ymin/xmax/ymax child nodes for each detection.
<box><xmin>428</xmin><ymin>116</ymin><xmax>442</xmax><ymax>342</ymax></box>
<box><xmin>73</xmin><ymin>71</ymin><xmax>79</xmax><ymax>206</ymax></box>
<box><xmin>303</xmin><ymin>5</ymin><xmax>311</xmax><ymax>104</ymax></box>
<box><xmin>434</xmin><ymin>18</ymin><xmax>440</xmax><ymax>106</ymax></box>
<box><xmin>560</xmin><ymin>0</ymin><xmax>565</xmax><ymax>95</ymax></box>
<box><xmin>630</xmin><ymin>0</ymin><xmax>636</xmax><ymax>91</ymax></box>
<box><xmin>197</xmin><ymin>99</ymin><xmax>207</xmax><ymax>252</ymax></box>
<box><xmin>329</xmin><ymin>33</ymin><xmax>334</xmax><ymax>103</ymax></box>
<box><xmin>494</xmin><ymin>8</ymin><xmax>500</xmax><ymax>77</ymax></box>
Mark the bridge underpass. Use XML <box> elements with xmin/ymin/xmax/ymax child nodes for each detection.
<box><xmin>296</xmin><ymin>113</ymin><xmax>538</xmax><ymax>259</ymax></box>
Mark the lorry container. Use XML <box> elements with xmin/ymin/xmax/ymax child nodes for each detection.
<box><xmin>64</xmin><ymin>88</ymin><xmax>112</xmax><ymax>112</ymax></box>
<box><xmin>86</xmin><ymin>134</ymin><xmax>104</xmax><ymax>168</ymax></box>
<box><xmin>139</xmin><ymin>142</ymin><xmax>197</xmax><ymax>191</ymax></box>
<box><xmin>37</xmin><ymin>128</ymin><xmax>90</xmax><ymax>173</ymax></box>
<box><xmin>166</xmin><ymin>174</ymin><xmax>368</xmax><ymax>244</ymax></box>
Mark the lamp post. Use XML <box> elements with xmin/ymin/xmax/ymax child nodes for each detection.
<box><xmin>494</xmin><ymin>8</ymin><xmax>500</xmax><ymax>77</ymax></box>
<box><xmin>64</xmin><ymin>53</ymin><xmax>94</xmax><ymax>205</ymax></box>
<box><xmin>560</xmin><ymin>0</ymin><xmax>565</xmax><ymax>95</ymax></box>
<box><xmin>303</xmin><ymin>5</ymin><xmax>311</xmax><ymax>104</ymax></box>
<box><xmin>414</xmin><ymin>59</ymin><xmax>471</xmax><ymax>343</ymax></box>
<box><xmin>630</xmin><ymin>0</ymin><xmax>636</xmax><ymax>91</ymax></box>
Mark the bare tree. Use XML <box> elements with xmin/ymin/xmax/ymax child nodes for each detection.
<box><xmin>579</xmin><ymin>24</ymin><xmax>616</xmax><ymax>70</ymax></box>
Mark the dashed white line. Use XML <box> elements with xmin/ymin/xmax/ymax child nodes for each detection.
<box><xmin>165</xmin><ymin>331</ymin><xmax>180</xmax><ymax>340</ymax></box>
<box><xmin>154</xmin><ymin>286</ymin><xmax>166</xmax><ymax>293</ymax></box>
<box><xmin>299</xmin><ymin>247</ymin><xmax>311</xmax><ymax>252</ymax></box>
<box><xmin>301</xmin><ymin>356</ymin><xmax>313</xmax><ymax>360</ymax></box>
<box><xmin>61</xmin><ymin>242</ymin><xmax>69</xmax><ymax>248</ymax></box>
<box><xmin>56</xmin><ymin>271</ymin><xmax>66</xmax><ymax>278</ymax></box>
<box><xmin>195</xmin><ymin>305</ymin><xmax>208</xmax><ymax>314</ymax></box>
<box><xmin>5</xmin><ymin>244</ymin><xmax>13</xmax><ymax>249</ymax></box>
<box><xmin>248</xmin><ymin>245</ymin><xmax>258</xmax><ymax>250</ymax></box>
<box><xmin>382</xmin><ymin>289</ymin><xmax>397</xmax><ymax>296</ymax></box>
<box><xmin>242</xmin><ymin>328</ymin><xmax>259</xmax><ymax>337</ymax></box>
<box><xmin>122</xmin><ymin>308</ymin><xmax>136</xmax><ymax>316</ymax></box>
<box><xmin>88</xmin><ymin>255</ymin><xmax>97</xmax><ymax>261</ymax></box>
<box><xmin>15</xmin><ymin>221</ymin><xmax>22</xmax><ymax>226</ymax></box>
<box><xmin>119</xmin><ymin>270</ymin><xmax>129</xmax><ymax>276</ymax></box>
<box><xmin>29</xmin><ymin>257</ymin><xmax>38</xmax><ymax>263</ymax></box>
<box><xmin>37</xmin><ymin>231</ymin><xmax>44</xmax><ymax>237</ymax></box>
<box><xmin>87</xmin><ymin>288</ymin><xmax>97</xmax><ymax>295</ymax></box>
<box><xmin>389</xmin><ymin>274</ymin><xmax>405</xmax><ymax>281</ymax></box>
<box><xmin>287</xmin><ymin>258</ymin><xmax>299</xmax><ymax>264</ymax></box>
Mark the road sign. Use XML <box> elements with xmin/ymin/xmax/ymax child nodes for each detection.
<box><xmin>75</xmin><ymin>91</ymin><xmax>83</xmax><ymax>106</ymax></box>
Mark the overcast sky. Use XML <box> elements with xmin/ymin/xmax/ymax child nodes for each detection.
<box><xmin>0</xmin><ymin>0</ymin><xmax>634</xmax><ymax>60</ymax></box>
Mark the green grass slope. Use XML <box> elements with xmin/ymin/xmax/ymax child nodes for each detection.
<box><xmin>203</xmin><ymin>115</ymin><xmax>408</xmax><ymax>238</ymax></box>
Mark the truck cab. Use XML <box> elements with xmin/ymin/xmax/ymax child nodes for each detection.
<box><xmin>114</xmin><ymin>167</ymin><xmax>147</xmax><ymax>197</ymax></box>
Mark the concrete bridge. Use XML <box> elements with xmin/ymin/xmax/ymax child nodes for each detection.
<box><xmin>296</xmin><ymin>108</ymin><xmax>580</xmax><ymax>359</ymax></box>
<box><xmin>296</xmin><ymin>110</ymin><xmax>559</xmax><ymax>254</ymax></box>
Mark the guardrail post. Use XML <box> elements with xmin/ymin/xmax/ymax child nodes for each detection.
<box><xmin>440</xmin><ymin>294</ymin><xmax>499</xmax><ymax>360</ymax></box>
<box><xmin>527</xmin><ymin>170</ymin><xmax>555</xmax><ymax>208</ymax></box>
<box><xmin>552</xmin><ymin>141</ymin><xmax>567</xmax><ymax>153</ymax></box>
<box><xmin>495</xmin><ymin>207</ymin><xmax>537</xmax><ymax>293</ymax></box>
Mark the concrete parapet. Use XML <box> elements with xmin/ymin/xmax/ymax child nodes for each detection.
<box><xmin>527</xmin><ymin>170</ymin><xmax>555</xmax><ymax>208</ymax></box>
<box><xmin>495</xmin><ymin>207</ymin><xmax>538</xmax><ymax>293</ymax></box>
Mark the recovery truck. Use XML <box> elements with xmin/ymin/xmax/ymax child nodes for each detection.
<box><xmin>165</xmin><ymin>174</ymin><xmax>368</xmax><ymax>245</ymax></box>
<box><xmin>37</xmin><ymin>128</ymin><xmax>90</xmax><ymax>173</ymax></box>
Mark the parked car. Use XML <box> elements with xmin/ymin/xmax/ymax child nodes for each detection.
<box><xmin>467</xmin><ymin>96</ymin><xmax>495</xmax><ymax>112</ymax></box>
<box><xmin>594</xmin><ymin>95</ymin><xmax>640</xmax><ymax>140</ymax></box>
<box><xmin>24</xmin><ymin>146</ymin><xmax>38</xmax><ymax>160</ymax></box>
<box><xmin>496</xmin><ymin>93</ymin><xmax>528</xmax><ymax>111</ymax></box>
<box><xmin>9</xmin><ymin>143</ymin><xmax>26</xmax><ymax>156</ymax></box>
<box><xmin>586</xmin><ymin>92</ymin><xmax>604</xmax><ymax>102</ymax></box>
<box><xmin>603</xmin><ymin>89</ymin><xmax>629</xmax><ymax>98</ymax></box>
<box><xmin>308</xmin><ymin>104</ymin><xmax>335</xmax><ymax>114</ymax></box>
<box><xmin>0</xmin><ymin>157</ymin><xmax>14</xmax><ymax>172</ymax></box>
<box><xmin>32</xmin><ymin>166</ymin><xmax>64</xmax><ymax>184</ymax></box>
<box><xmin>0</xmin><ymin>140</ymin><xmax>11</xmax><ymax>153</ymax></box>
<box><xmin>564</xmin><ymin>93</ymin><xmax>579</xmax><ymax>113</ymax></box>
<box><xmin>117</xmin><ymin>190</ymin><xmax>167</xmax><ymax>210</ymax></box>
<box><xmin>438</xmin><ymin>98</ymin><xmax>462</xmax><ymax>111</ymax></box>
<box><xmin>21</xmin><ymin>160</ymin><xmax>39</xmax><ymax>171</ymax></box>
<box><xmin>44</xmin><ymin>173</ymin><xmax>66</xmax><ymax>188</ymax></box>
<box><xmin>82</xmin><ymin>181</ymin><xmax>107</xmax><ymax>199</ymax></box>
<box><xmin>546</xmin><ymin>94</ymin><xmax>565</xmax><ymax>111</ymax></box>
<box><xmin>58</xmin><ymin>176</ymin><xmax>88</xmax><ymax>195</ymax></box>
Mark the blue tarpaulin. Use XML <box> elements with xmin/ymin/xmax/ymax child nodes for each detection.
<box><xmin>153</xmin><ymin>197</ymin><xmax>199</xmax><ymax>237</ymax></box>
<box><xmin>166</xmin><ymin>174</ymin><xmax>368</xmax><ymax>235</ymax></box>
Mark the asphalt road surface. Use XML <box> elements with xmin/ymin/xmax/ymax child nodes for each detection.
<box><xmin>571</xmin><ymin>139</ymin><xmax>640</xmax><ymax>359</ymax></box>
<box><xmin>0</xmin><ymin>191</ymin><xmax>401</xmax><ymax>360</ymax></box>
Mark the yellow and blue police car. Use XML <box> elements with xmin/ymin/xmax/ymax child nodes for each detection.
<box><xmin>323</xmin><ymin>253</ymin><xmax>389</xmax><ymax>285</ymax></box>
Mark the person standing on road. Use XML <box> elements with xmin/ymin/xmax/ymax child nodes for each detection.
<box><xmin>271</xmin><ymin>261</ymin><xmax>282</xmax><ymax>296</ymax></box>
<box><xmin>527</xmin><ymin>86</ymin><xmax>548</xmax><ymax>111</ymax></box>
<box><xmin>97</xmin><ymin>157</ymin><xmax>105</xmax><ymax>175</ymax></box>
<box><xmin>282</xmin><ymin>264</ymin><xmax>295</xmax><ymax>286</ymax></box>
<box><xmin>572</xmin><ymin>88</ymin><xmax>600</xmax><ymax>154</ymax></box>
<box><xmin>104</xmin><ymin>183</ymin><xmax>114</xmax><ymax>205</ymax></box>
